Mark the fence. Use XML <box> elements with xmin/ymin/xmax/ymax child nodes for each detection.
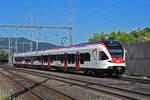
<box><xmin>124</xmin><ymin>41</ymin><xmax>150</xmax><ymax>77</ymax></box>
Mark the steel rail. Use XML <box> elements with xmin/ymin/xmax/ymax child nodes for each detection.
<box><xmin>12</xmin><ymin>68</ymin><xmax>148</xmax><ymax>100</ymax></box>
<box><xmin>0</xmin><ymin>71</ymin><xmax>44</xmax><ymax>100</ymax></box>
<box><xmin>7</xmin><ymin>70</ymin><xmax>76</xmax><ymax>100</ymax></box>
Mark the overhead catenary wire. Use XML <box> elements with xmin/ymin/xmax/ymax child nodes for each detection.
<box><xmin>7</xmin><ymin>0</ymin><xmax>31</xmax><ymax>25</ymax></box>
<box><xmin>53</xmin><ymin>0</ymin><xmax>82</xmax><ymax>18</ymax></box>
<box><xmin>0</xmin><ymin>0</ymin><xmax>31</xmax><ymax>39</ymax></box>
<box><xmin>99</xmin><ymin>17</ymin><xmax>150</xmax><ymax>30</ymax></box>
<box><xmin>32</xmin><ymin>0</ymin><xmax>54</xmax><ymax>16</ymax></box>
<box><xmin>73</xmin><ymin>0</ymin><xmax>123</xmax><ymax>23</ymax></box>
<box><xmin>21</xmin><ymin>0</ymin><xmax>54</xmax><ymax>26</ymax></box>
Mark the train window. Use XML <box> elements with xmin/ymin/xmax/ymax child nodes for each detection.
<box><xmin>33</xmin><ymin>56</ymin><xmax>37</xmax><ymax>61</ymax></box>
<box><xmin>35</xmin><ymin>56</ymin><xmax>39</xmax><ymax>62</ymax></box>
<box><xmin>38</xmin><ymin>56</ymin><xmax>42</xmax><ymax>62</ymax></box>
<box><xmin>67</xmin><ymin>54</ymin><xmax>75</xmax><ymax>64</ymax></box>
<box><xmin>51</xmin><ymin>55</ymin><xmax>56</xmax><ymax>63</ymax></box>
<box><xmin>68</xmin><ymin>54</ymin><xmax>71</xmax><ymax>64</ymax></box>
<box><xmin>20</xmin><ymin>57</ymin><xmax>22</xmax><ymax>61</ymax></box>
<box><xmin>51</xmin><ymin>59</ymin><xmax>53</xmax><ymax>63</ymax></box>
<box><xmin>80</xmin><ymin>53</ymin><xmax>84</xmax><ymax>64</ymax></box>
<box><xmin>59</xmin><ymin>54</ymin><xmax>64</xmax><ymax>63</ymax></box>
<box><xmin>99</xmin><ymin>51</ymin><xmax>109</xmax><ymax>60</ymax></box>
<box><xmin>43</xmin><ymin>55</ymin><xmax>48</xmax><ymax>63</ymax></box>
<box><xmin>53</xmin><ymin>55</ymin><xmax>56</xmax><ymax>61</ymax></box>
<box><xmin>57</xmin><ymin>54</ymin><xmax>61</xmax><ymax>61</ymax></box>
<box><xmin>15</xmin><ymin>57</ymin><xmax>17</xmax><ymax>61</ymax></box>
<box><xmin>84</xmin><ymin>53</ymin><xmax>90</xmax><ymax>61</ymax></box>
<box><xmin>71</xmin><ymin>54</ymin><xmax>75</xmax><ymax>64</ymax></box>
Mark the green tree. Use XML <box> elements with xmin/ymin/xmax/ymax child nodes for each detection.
<box><xmin>130</xmin><ymin>27</ymin><xmax>150</xmax><ymax>42</ymax></box>
<box><xmin>88</xmin><ymin>27</ymin><xmax>150</xmax><ymax>44</ymax></box>
<box><xmin>141</xmin><ymin>27</ymin><xmax>150</xmax><ymax>41</ymax></box>
<box><xmin>107</xmin><ymin>31</ymin><xmax>117</xmax><ymax>40</ymax></box>
<box><xmin>0</xmin><ymin>48</ymin><xmax>8</xmax><ymax>61</ymax></box>
<box><xmin>88</xmin><ymin>32</ymin><xmax>107</xmax><ymax>41</ymax></box>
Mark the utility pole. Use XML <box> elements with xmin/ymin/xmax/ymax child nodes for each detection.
<box><xmin>36</xmin><ymin>29</ymin><xmax>40</xmax><ymax>51</ymax></box>
<box><xmin>30</xmin><ymin>16</ymin><xmax>35</xmax><ymax>52</ymax></box>
<box><xmin>16</xmin><ymin>25</ymin><xmax>18</xmax><ymax>53</ymax></box>
<box><xmin>8</xmin><ymin>33</ymin><xmax>11</xmax><ymax>65</ymax></box>
<box><xmin>69</xmin><ymin>0</ymin><xmax>73</xmax><ymax>45</ymax></box>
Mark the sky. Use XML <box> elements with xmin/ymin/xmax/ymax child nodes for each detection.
<box><xmin>0</xmin><ymin>0</ymin><xmax>150</xmax><ymax>46</ymax></box>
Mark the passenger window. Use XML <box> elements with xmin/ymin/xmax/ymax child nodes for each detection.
<box><xmin>84</xmin><ymin>53</ymin><xmax>90</xmax><ymax>61</ymax></box>
<box><xmin>99</xmin><ymin>51</ymin><xmax>108</xmax><ymax>60</ymax></box>
<box><xmin>80</xmin><ymin>53</ymin><xmax>84</xmax><ymax>64</ymax></box>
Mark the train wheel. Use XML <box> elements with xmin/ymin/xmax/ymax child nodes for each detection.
<box><xmin>84</xmin><ymin>70</ymin><xmax>89</xmax><ymax>76</ymax></box>
<box><xmin>94</xmin><ymin>70</ymin><xmax>105</xmax><ymax>77</ymax></box>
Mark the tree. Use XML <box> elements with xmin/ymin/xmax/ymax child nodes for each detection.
<box><xmin>141</xmin><ymin>27</ymin><xmax>150</xmax><ymax>41</ymax></box>
<box><xmin>107</xmin><ymin>31</ymin><xmax>117</xmax><ymax>40</ymax></box>
<box><xmin>88</xmin><ymin>32</ymin><xmax>107</xmax><ymax>41</ymax></box>
<box><xmin>88</xmin><ymin>27</ymin><xmax>150</xmax><ymax>44</ymax></box>
<box><xmin>0</xmin><ymin>48</ymin><xmax>8</xmax><ymax>61</ymax></box>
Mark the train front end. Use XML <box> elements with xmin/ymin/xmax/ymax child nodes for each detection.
<box><xmin>103</xmin><ymin>40</ymin><xmax>126</xmax><ymax>75</ymax></box>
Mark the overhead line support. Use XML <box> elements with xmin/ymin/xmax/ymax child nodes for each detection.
<box><xmin>69</xmin><ymin>0</ymin><xmax>73</xmax><ymax>46</ymax></box>
<box><xmin>0</xmin><ymin>25</ymin><xmax>71</xmax><ymax>30</ymax></box>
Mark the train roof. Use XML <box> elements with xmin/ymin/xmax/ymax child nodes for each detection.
<box><xmin>76</xmin><ymin>40</ymin><xmax>118</xmax><ymax>46</ymax></box>
<box><xmin>14</xmin><ymin>40</ymin><xmax>119</xmax><ymax>56</ymax></box>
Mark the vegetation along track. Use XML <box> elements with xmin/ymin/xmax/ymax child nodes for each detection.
<box><xmin>1</xmin><ymin>70</ymin><xmax>76</xmax><ymax>100</ymax></box>
<box><xmin>9</xmin><ymin>67</ymin><xmax>150</xmax><ymax>100</ymax></box>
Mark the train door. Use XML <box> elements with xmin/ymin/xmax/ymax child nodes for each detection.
<box><xmin>48</xmin><ymin>55</ymin><xmax>51</xmax><ymax>69</ymax></box>
<box><xmin>64</xmin><ymin>53</ymin><xmax>68</xmax><ymax>70</ymax></box>
<box><xmin>15</xmin><ymin>57</ymin><xmax>18</xmax><ymax>67</ymax></box>
<box><xmin>76</xmin><ymin>53</ymin><xmax>80</xmax><ymax>70</ymax></box>
<box><xmin>41</xmin><ymin>55</ymin><xmax>44</xmax><ymax>68</ymax></box>
<box><xmin>26</xmin><ymin>57</ymin><xmax>29</xmax><ymax>67</ymax></box>
<box><xmin>31</xmin><ymin>56</ymin><xmax>33</xmax><ymax>67</ymax></box>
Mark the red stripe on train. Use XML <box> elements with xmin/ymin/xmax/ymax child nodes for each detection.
<box><xmin>41</xmin><ymin>56</ymin><xmax>44</xmax><ymax>68</ymax></box>
<box><xmin>64</xmin><ymin>54</ymin><xmax>68</xmax><ymax>70</ymax></box>
<box><xmin>48</xmin><ymin>55</ymin><xmax>51</xmax><ymax>68</ymax></box>
<box><xmin>75</xmin><ymin>54</ymin><xmax>80</xmax><ymax>70</ymax></box>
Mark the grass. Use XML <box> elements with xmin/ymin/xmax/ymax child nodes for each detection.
<box><xmin>0</xmin><ymin>95</ymin><xmax>5</xmax><ymax>100</ymax></box>
<box><xmin>0</xmin><ymin>92</ymin><xmax>6</xmax><ymax>100</ymax></box>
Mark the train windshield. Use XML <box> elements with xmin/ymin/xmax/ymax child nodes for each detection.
<box><xmin>104</xmin><ymin>41</ymin><xmax>123</xmax><ymax>58</ymax></box>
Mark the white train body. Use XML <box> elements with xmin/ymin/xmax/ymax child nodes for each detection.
<box><xmin>13</xmin><ymin>40</ymin><xmax>126</xmax><ymax>75</ymax></box>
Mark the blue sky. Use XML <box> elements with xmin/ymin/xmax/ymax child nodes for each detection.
<box><xmin>0</xmin><ymin>0</ymin><xmax>150</xmax><ymax>46</ymax></box>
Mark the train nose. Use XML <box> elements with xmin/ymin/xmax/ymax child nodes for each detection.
<box><xmin>114</xmin><ymin>66</ymin><xmax>126</xmax><ymax>75</ymax></box>
<box><xmin>108</xmin><ymin>66</ymin><xmax>126</xmax><ymax>75</ymax></box>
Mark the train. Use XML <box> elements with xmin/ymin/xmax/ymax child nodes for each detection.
<box><xmin>13</xmin><ymin>40</ymin><xmax>126</xmax><ymax>75</ymax></box>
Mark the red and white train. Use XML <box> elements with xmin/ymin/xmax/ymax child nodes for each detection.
<box><xmin>13</xmin><ymin>40</ymin><xmax>126</xmax><ymax>75</ymax></box>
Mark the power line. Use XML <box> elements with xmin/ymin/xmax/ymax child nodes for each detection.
<box><xmin>99</xmin><ymin>17</ymin><xmax>150</xmax><ymax>30</ymax></box>
<box><xmin>21</xmin><ymin>0</ymin><xmax>54</xmax><ymax>26</ymax></box>
<box><xmin>1</xmin><ymin>0</ymin><xmax>31</xmax><ymax>39</ymax></box>
<box><xmin>7</xmin><ymin>0</ymin><xmax>31</xmax><ymax>24</ymax></box>
<box><xmin>0</xmin><ymin>25</ymin><xmax>71</xmax><ymax>30</ymax></box>
<box><xmin>52</xmin><ymin>0</ymin><xmax>82</xmax><ymax>23</ymax></box>
<box><xmin>73</xmin><ymin>0</ymin><xmax>123</xmax><ymax>23</ymax></box>
<box><xmin>32</xmin><ymin>0</ymin><xmax>54</xmax><ymax>16</ymax></box>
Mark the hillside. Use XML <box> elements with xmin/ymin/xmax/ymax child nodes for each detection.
<box><xmin>0</xmin><ymin>37</ymin><xmax>57</xmax><ymax>53</ymax></box>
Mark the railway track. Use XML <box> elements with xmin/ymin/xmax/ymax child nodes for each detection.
<box><xmin>9</xmin><ymin>67</ymin><xmax>150</xmax><ymax>100</ymax></box>
<box><xmin>0</xmin><ymin>71</ymin><xmax>44</xmax><ymax>100</ymax></box>
<box><xmin>0</xmin><ymin>70</ymin><xmax>76</xmax><ymax>100</ymax></box>
<box><xmin>119</xmin><ymin>75</ymin><xmax>150</xmax><ymax>84</ymax></box>
<box><xmin>2</xmin><ymin>65</ymin><xmax>150</xmax><ymax>85</ymax></box>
